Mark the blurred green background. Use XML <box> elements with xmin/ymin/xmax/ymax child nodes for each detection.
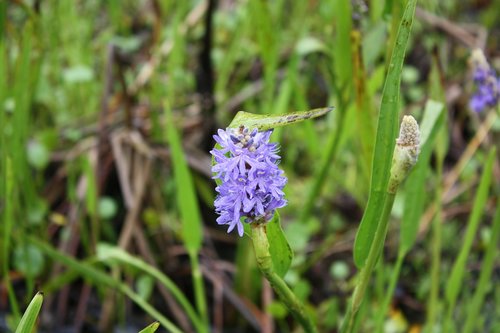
<box><xmin>0</xmin><ymin>0</ymin><xmax>499</xmax><ymax>332</ymax></box>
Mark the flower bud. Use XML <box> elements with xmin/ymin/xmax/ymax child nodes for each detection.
<box><xmin>388</xmin><ymin>115</ymin><xmax>420</xmax><ymax>194</ymax></box>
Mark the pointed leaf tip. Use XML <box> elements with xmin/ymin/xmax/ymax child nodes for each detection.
<box><xmin>229</xmin><ymin>106</ymin><xmax>333</xmax><ymax>130</ymax></box>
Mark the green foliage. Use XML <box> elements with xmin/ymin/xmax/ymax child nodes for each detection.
<box><xmin>1</xmin><ymin>1</ymin><xmax>499</xmax><ymax>332</ymax></box>
<box><xmin>267</xmin><ymin>212</ymin><xmax>293</xmax><ymax>278</ymax></box>
<box><xmin>445</xmin><ymin>147</ymin><xmax>497</xmax><ymax>329</ymax></box>
<box><xmin>15</xmin><ymin>292</ymin><xmax>43</xmax><ymax>333</ymax></box>
<box><xmin>165</xmin><ymin>103</ymin><xmax>203</xmax><ymax>254</ymax></box>
<box><xmin>229</xmin><ymin>107</ymin><xmax>333</xmax><ymax>131</ymax></box>
<box><xmin>138</xmin><ymin>322</ymin><xmax>160</xmax><ymax>333</ymax></box>
<box><xmin>354</xmin><ymin>0</ymin><xmax>417</xmax><ymax>268</ymax></box>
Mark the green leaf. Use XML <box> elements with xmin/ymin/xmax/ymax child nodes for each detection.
<box><xmin>15</xmin><ymin>292</ymin><xmax>43</xmax><ymax>333</ymax></box>
<box><xmin>62</xmin><ymin>65</ymin><xmax>94</xmax><ymax>84</ymax></box>
<box><xmin>136</xmin><ymin>274</ymin><xmax>154</xmax><ymax>300</ymax></box>
<box><xmin>96</xmin><ymin>243</ymin><xmax>206</xmax><ymax>333</ymax></box>
<box><xmin>138</xmin><ymin>322</ymin><xmax>160</xmax><ymax>333</ymax></box>
<box><xmin>228</xmin><ymin>107</ymin><xmax>333</xmax><ymax>131</ymax></box>
<box><xmin>400</xmin><ymin>100</ymin><xmax>444</xmax><ymax>255</ymax></box>
<box><xmin>267</xmin><ymin>212</ymin><xmax>293</xmax><ymax>278</ymax></box>
<box><xmin>98</xmin><ymin>197</ymin><xmax>118</xmax><ymax>220</ymax></box>
<box><xmin>353</xmin><ymin>0</ymin><xmax>417</xmax><ymax>268</ymax></box>
<box><xmin>13</xmin><ymin>243</ymin><xmax>45</xmax><ymax>278</ymax></box>
<box><xmin>31</xmin><ymin>237</ymin><xmax>183</xmax><ymax>333</ymax></box>
<box><xmin>27</xmin><ymin>140</ymin><xmax>50</xmax><ymax>170</ymax></box>
<box><xmin>445</xmin><ymin>147</ymin><xmax>496</xmax><ymax>310</ymax></box>
<box><xmin>463</xmin><ymin>200</ymin><xmax>500</xmax><ymax>333</ymax></box>
<box><xmin>295</xmin><ymin>37</ymin><xmax>328</xmax><ymax>56</ymax></box>
<box><xmin>165</xmin><ymin>103</ymin><xmax>203</xmax><ymax>254</ymax></box>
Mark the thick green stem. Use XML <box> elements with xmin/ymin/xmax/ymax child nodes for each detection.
<box><xmin>341</xmin><ymin>192</ymin><xmax>396</xmax><ymax>333</ymax></box>
<box><xmin>251</xmin><ymin>224</ymin><xmax>318</xmax><ymax>333</ymax></box>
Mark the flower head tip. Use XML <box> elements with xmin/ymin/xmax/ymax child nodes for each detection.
<box><xmin>389</xmin><ymin>115</ymin><xmax>421</xmax><ymax>193</ymax></box>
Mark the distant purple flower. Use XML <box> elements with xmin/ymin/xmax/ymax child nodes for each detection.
<box><xmin>469</xmin><ymin>49</ymin><xmax>500</xmax><ymax>113</ymax></box>
<box><xmin>210</xmin><ymin>127</ymin><xmax>287</xmax><ymax>236</ymax></box>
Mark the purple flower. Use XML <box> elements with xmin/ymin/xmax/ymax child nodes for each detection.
<box><xmin>210</xmin><ymin>127</ymin><xmax>287</xmax><ymax>236</ymax></box>
<box><xmin>469</xmin><ymin>50</ymin><xmax>500</xmax><ymax>113</ymax></box>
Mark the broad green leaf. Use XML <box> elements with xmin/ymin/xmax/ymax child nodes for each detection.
<box><xmin>229</xmin><ymin>107</ymin><xmax>333</xmax><ymax>131</ymax></box>
<box><xmin>15</xmin><ymin>292</ymin><xmax>43</xmax><ymax>333</ymax></box>
<box><xmin>445</xmin><ymin>147</ymin><xmax>496</xmax><ymax>310</ymax></box>
<box><xmin>165</xmin><ymin>104</ymin><xmax>202</xmax><ymax>254</ymax></box>
<box><xmin>267</xmin><ymin>212</ymin><xmax>293</xmax><ymax>278</ymax></box>
<box><xmin>400</xmin><ymin>100</ymin><xmax>444</xmax><ymax>254</ymax></box>
<box><xmin>353</xmin><ymin>0</ymin><xmax>417</xmax><ymax>268</ymax></box>
<box><xmin>139</xmin><ymin>322</ymin><xmax>160</xmax><ymax>333</ymax></box>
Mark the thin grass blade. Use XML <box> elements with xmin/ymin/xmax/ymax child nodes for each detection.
<box><xmin>96</xmin><ymin>244</ymin><xmax>205</xmax><ymax>333</ymax></box>
<box><xmin>14</xmin><ymin>292</ymin><xmax>43</xmax><ymax>333</ymax></box>
<box><xmin>30</xmin><ymin>237</ymin><xmax>183</xmax><ymax>333</ymax></box>
<box><xmin>138</xmin><ymin>322</ymin><xmax>160</xmax><ymax>333</ymax></box>
<box><xmin>165</xmin><ymin>103</ymin><xmax>203</xmax><ymax>254</ymax></box>
<box><xmin>445</xmin><ymin>147</ymin><xmax>496</xmax><ymax>321</ymax></box>
<box><xmin>463</xmin><ymin>200</ymin><xmax>500</xmax><ymax>333</ymax></box>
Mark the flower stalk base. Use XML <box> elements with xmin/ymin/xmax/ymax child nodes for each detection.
<box><xmin>251</xmin><ymin>223</ymin><xmax>318</xmax><ymax>333</ymax></box>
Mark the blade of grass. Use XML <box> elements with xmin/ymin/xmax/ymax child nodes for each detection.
<box><xmin>298</xmin><ymin>0</ymin><xmax>353</xmax><ymax>224</ymax></box>
<box><xmin>463</xmin><ymin>201</ymin><xmax>500</xmax><ymax>333</ymax></box>
<box><xmin>30</xmin><ymin>237</ymin><xmax>183</xmax><ymax>333</ymax></box>
<box><xmin>3</xmin><ymin>158</ymin><xmax>21</xmax><ymax>321</ymax></box>
<box><xmin>332</xmin><ymin>0</ymin><xmax>353</xmax><ymax>96</ymax></box>
<box><xmin>353</xmin><ymin>0</ymin><xmax>417</xmax><ymax>268</ymax></box>
<box><xmin>165</xmin><ymin>102</ymin><xmax>208</xmax><ymax>328</ymax></box>
<box><xmin>97</xmin><ymin>244</ymin><xmax>206</xmax><ymax>333</ymax></box>
<box><xmin>139</xmin><ymin>322</ymin><xmax>160</xmax><ymax>333</ymax></box>
<box><xmin>247</xmin><ymin>0</ymin><xmax>279</xmax><ymax>110</ymax></box>
<box><xmin>426</xmin><ymin>54</ymin><xmax>449</xmax><ymax>332</ymax></box>
<box><xmin>351</xmin><ymin>30</ymin><xmax>375</xmax><ymax>182</ymax></box>
<box><xmin>15</xmin><ymin>292</ymin><xmax>43</xmax><ymax>333</ymax></box>
<box><xmin>444</xmin><ymin>147</ymin><xmax>496</xmax><ymax>330</ymax></box>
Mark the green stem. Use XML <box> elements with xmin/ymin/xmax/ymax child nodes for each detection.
<box><xmin>3</xmin><ymin>157</ymin><xmax>21</xmax><ymax>321</ymax></box>
<box><xmin>374</xmin><ymin>252</ymin><xmax>405</xmax><ymax>333</ymax></box>
<box><xmin>341</xmin><ymin>192</ymin><xmax>396</xmax><ymax>333</ymax></box>
<box><xmin>299</xmin><ymin>102</ymin><xmax>345</xmax><ymax>224</ymax></box>
<box><xmin>463</xmin><ymin>202</ymin><xmax>500</xmax><ymax>333</ymax></box>
<box><xmin>425</xmin><ymin>153</ymin><xmax>444</xmax><ymax>332</ymax></box>
<box><xmin>251</xmin><ymin>224</ymin><xmax>318</xmax><ymax>333</ymax></box>
<box><xmin>188</xmin><ymin>251</ymin><xmax>209</xmax><ymax>329</ymax></box>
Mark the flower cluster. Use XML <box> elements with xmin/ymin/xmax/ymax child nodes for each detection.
<box><xmin>469</xmin><ymin>49</ymin><xmax>500</xmax><ymax>113</ymax></box>
<box><xmin>211</xmin><ymin>127</ymin><xmax>287</xmax><ymax>236</ymax></box>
